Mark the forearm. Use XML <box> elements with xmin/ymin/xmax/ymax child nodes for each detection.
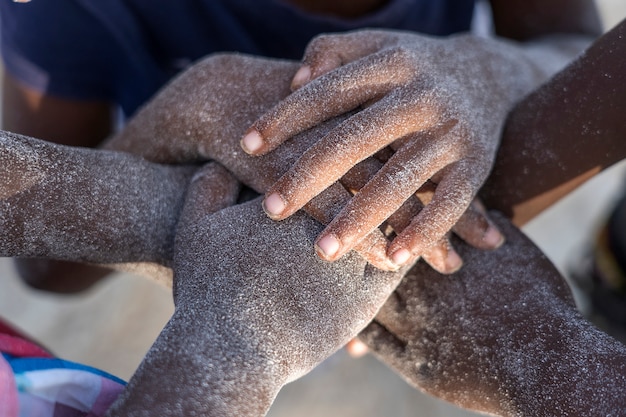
<box><xmin>504</xmin><ymin>311</ymin><xmax>626</xmax><ymax>415</ymax></box>
<box><xmin>481</xmin><ymin>20</ymin><xmax>626</xmax><ymax>225</ymax></box>
<box><xmin>0</xmin><ymin>131</ymin><xmax>194</xmax><ymax>264</ymax></box>
<box><xmin>106</xmin><ymin>309</ymin><xmax>285</xmax><ymax>417</ymax></box>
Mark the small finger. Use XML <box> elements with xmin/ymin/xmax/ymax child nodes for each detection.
<box><xmin>183</xmin><ymin>163</ymin><xmax>240</xmax><ymax>224</ymax></box>
<box><xmin>314</xmin><ymin>134</ymin><xmax>455</xmax><ymax>262</ymax></box>
<box><xmin>388</xmin><ymin>165</ymin><xmax>478</xmax><ymax>265</ymax></box>
<box><xmin>420</xmin><ymin>237</ymin><xmax>463</xmax><ymax>274</ymax></box>
<box><xmin>340</xmin><ymin>158</ymin><xmax>384</xmax><ymax>194</ymax></box>
<box><xmin>383</xmin><ymin>182</ymin><xmax>465</xmax><ymax>270</ymax></box>
<box><xmin>242</xmin><ymin>49</ymin><xmax>416</xmax><ymax>156</ymax></box>
<box><xmin>291</xmin><ymin>30</ymin><xmax>396</xmax><ymax>90</ymax></box>
<box><xmin>304</xmin><ymin>181</ymin><xmax>397</xmax><ymax>271</ymax></box>
<box><xmin>358</xmin><ymin>320</ymin><xmax>407</xmax><ymax>364</ymax></box>
<box><xmin>452</xmin><ymin>198</ymin><xmax>505</xmax><ymax>250</ymax></box>
<box><xmin>345</xmin><ymin>338</ymin><xmax>369</xmax><ymax>358</ymax></box>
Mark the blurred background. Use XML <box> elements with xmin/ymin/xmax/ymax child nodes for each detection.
<box><xmin>1</xmin><ymin>1</ymin><xmax>625</xmax><ymax>415</ymax></box>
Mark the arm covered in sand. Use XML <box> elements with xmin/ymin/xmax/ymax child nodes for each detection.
<box><xmin>104</xmin><ymin>164</ymin><xmax>409</xmax><ymax>416</ymax></box>
<box><xmin>0</xmin><ymin>131</ymin><xmax>197</xmax><ymax>269</ymax></box>
<box><xmin>359</xmin><ymin>212</ymin><xmax>626</xmax><ymax>416</ymax></box>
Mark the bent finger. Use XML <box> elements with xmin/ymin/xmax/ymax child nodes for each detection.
<box><xmin>304</xmin><ymin>181</ymin><xmax>397</xmax><ymax>271</ymax></box>
<box><xmin>452</xmin><ymin>198</ymin><xmax>505</xmax><ymax>250</ymax></box>
<box><xmin>180</xmin><ymin>163</ymin><xmax>240</xmax><ymax>225</ymax></box>
<box><xmin>314</xmin><ymin>134</ymin><xmax>455</xmax><ymax>262</ymax></box>
<box><xmin>388</xmin><ymin>166</ymin><xmax>479</xmax><ymax>264</ymax></box>
<box><xmin>242</xmin><ymin>49</ymin><xmax>417</xmax><ymax>156</ymax></box>
<box><xmin>292</xmin><ymin>30</ymin><xmax>397</xmax><ymax>89</ymax></box>
<box><xmin>262</xmin><ymin>99</ymin><xmax>434</xmax><ymax>220</ymax></box>
<box><xmin>420</xmin><ymin>237</ymin><xmax>463</xmax><ymax>274</ymax></box>
<box><xmin>384</xmin><ymin>194</ymin><xmax>462</xmax><ymax>274</ymax></box>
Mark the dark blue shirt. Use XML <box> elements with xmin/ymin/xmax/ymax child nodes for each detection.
<box><xmin>0</xmin><ymin>0</ymin><xmax>475</xmax><ymax>116</ymax></box>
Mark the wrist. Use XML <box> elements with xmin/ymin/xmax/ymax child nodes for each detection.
<box><xmin>108</xmin><ymin>308</ymin><xmax>287</xmax><ymax>417</ymax></box>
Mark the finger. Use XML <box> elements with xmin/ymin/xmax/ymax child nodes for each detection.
<box><xmin>452</xmin><ymin>198</ymin><xmax>505</xmax><ymax>250</ymax></box>
<box><xmin>314</xmin><ymin>133</ymin><xmax>455</xmax><ymax>262</ymax></box>
<box><xmin>386</xmin><ymin>192</ymin><xmax>425</xmax><ymax>234</ymax></box>
<box><xmin>291</xmin><ymin>30</ymin><xmax>396</xmax><ymax>90</ymax></box>
<box><xmin>345</xmin><ymin>338</ymin><xmax>369</xmax><ymax>358</ymax></box>
<box><xmin>304</xmin><ymin>181</ymin><xmax>398</xmax><ymax>271</ymax></box>
<box><xmin>340</xmin><ymin>157</ymin><xmax>384</xmax><ymax>194</ymax></box>
<box><xmin>420</xmin><ymin>237</ymin><xmax>463</xmax><ymax>274</ymax></box>
<box><xmin>180</xmin><ymin>163</ymin><xmax>240</xmax><ymax>225</ymax></box>
<box><xmin>262</xmin><ymin>97</ymin><xmax>438</xmax><ymax>221</ymax></box>
<box><xmin>383</xmin><ymin>183</ymin><xmax>463</xmax><ymax>273</ymax></box>
<box><xmin>388</xmin><ymin>164</ymin><xmax>480</xmax><ymax>265</ymax></box>
<box><xmin>352</xmin><ymin>230</ymin><xmax>398</xmax><ymax>271</ymax></box>
<box><xmin>241</xmin><ymin>49</ymin><xmax>418</xmax><ymax>156</ymax></box>
<box><xmin>358</xmin><ymin>320</ymin><xmax>407</xmax><ymax>365</ymax></box>
<box><xmin>390</xmin><ymin>178</ymin><xmax>502</xmax><ymax>255</ymax></box>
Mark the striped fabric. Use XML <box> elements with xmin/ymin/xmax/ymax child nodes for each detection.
<box><xmin>0</xmin><ymin>319</ymin><xmax>125</xmax><ymax>417</ymax></box>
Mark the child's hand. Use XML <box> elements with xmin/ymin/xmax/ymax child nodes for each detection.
<box><xmin>359</xmin><ymin>212</ymin><xmax>626</xmax><ymax>416</ymax></box>
<box><xmin>105</xmin><ymin>53</ymin><xmax>506</xmax><ymax>272</ymax></box>
<box><xmin>105</xmin><ymin>54</ymin><xmax>399</xmax><ymax>270</ymax></box>
<box><xmin>242</xmin><ymin>30</ymin><xmax>546</xmax><ymax>265</ymax></box>
<box><xmin>107</xmin><ymin>165</ymin><xmax>409</xmax><ymax>416</ymax></box>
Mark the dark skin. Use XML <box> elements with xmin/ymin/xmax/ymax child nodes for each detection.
<box><xmin>3</xmin><ymin>51</ymin><xmax>626</xmax><ymax>415</ymax></box>
<box><xmin>241</xmin><ymin>0</ymin><xmax>602</xmax><ymax>267</ymax></box>
<box><xmin>0</xmin><ymin>0</ymin><xmax>602</xmax><ymax>291</ymax></box>
<box><xmin>360</xmin><ymin>212</ymin><xmax>626</xmax><ymax>417</ymax></box>
<box><xmin>2</xmin><ymin>73</ymin><xmax>117</xmax><ymax>292</ymax></box>
<box><xmin>482</xmin><ymin>18</ymin><xmax>626</xmax><ymax>225</ymax></box>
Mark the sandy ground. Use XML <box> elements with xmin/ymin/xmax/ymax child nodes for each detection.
<box><xmin>1</xmin><ymin>2</ymin><xmax>625</xmax><ymax>416</ymax></box>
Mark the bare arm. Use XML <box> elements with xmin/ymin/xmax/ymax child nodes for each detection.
<box><xmin>2</xmin><ymin>72</ymin><xmax>116</xmax><ymax>147</ymax></box>
<box><xmin>0</xmin><ymin>131</ymin><xmax>195</xmax><ymax>267</ymax></box>
<box><xmin>2</xmin><ymin>72</ymin><xmax>119</xmax><ymax>291</ymax></box>
<box><xmin>481</xmin><ymin>19</ymin><xmax>626</xmax><ymax>225</ymax></box>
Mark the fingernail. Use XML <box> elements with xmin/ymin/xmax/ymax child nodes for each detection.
<box><xmin>483</xmin><ymin>225</ymin><xmax>505</xmax><ymax>248</ymax></box>
<box><xmin>445</xmin><ymin>250</ymin><xmax>463</xmax><ymax>273</ymax></box>
<box><xmin>345</xmin><ymin>339</ymin><xmax>369</xmax><ymax>358</ymax></box>
<box><xmin>241</xmin><ymin>129</ymin><xmax>264</xmax><ymax>154</ymax></box>
<box><xmin>316</xmin><ymin>234</ymin><xmax>341</xmax><ymax>258</ymax></box>
<box><xmin>291</xmin><ymin>66</ymin><xmax>311</xmax><ymax>89</ymax></box>
<box><xmin>391</xmin><ymin>248</ymin><xmax>411</xmax><ymax>266</ymax></box>
<box><xmin>263</xmin><ymin>193</ymin><xmax>286</xmax><ymax>217</ymax></box>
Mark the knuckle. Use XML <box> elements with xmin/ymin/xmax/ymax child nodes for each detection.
<box><xmin>383</xmin><ymin>46</ymin><xmax>416</xmax><ymax>68</ymax></box>
<box><xmin>306</xmin><ymin>33</ymin><xmax>341</xmax><ymax>57</ymax></box>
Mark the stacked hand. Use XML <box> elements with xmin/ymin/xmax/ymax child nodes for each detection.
<box><xmin>103</xmin><ymin>163</ymin><xmax>408</xmax><ymax>416</ymax></box>
<box><xmin>241</xmin><ymin>30</ymin><xmax>551</xmax><ymax>269</ymax></box>
<box><xmin>105</xmin><ymin>39</ymin><xmax>547</xmax><ymax>272</ymax></box>
<box><xmin>360</xmin><ymin>212</ymin><xmax>626</xmax><ymax>416</ymax></box>
<box><xmin>0</xmin><ymin>132</ymin><xmax>408</xmax><ymax>416</ymax></box>
<box><xmin>3</xmin><ymin>32</ymin><xmax>615</xmax><ymax>416</ymax></box>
